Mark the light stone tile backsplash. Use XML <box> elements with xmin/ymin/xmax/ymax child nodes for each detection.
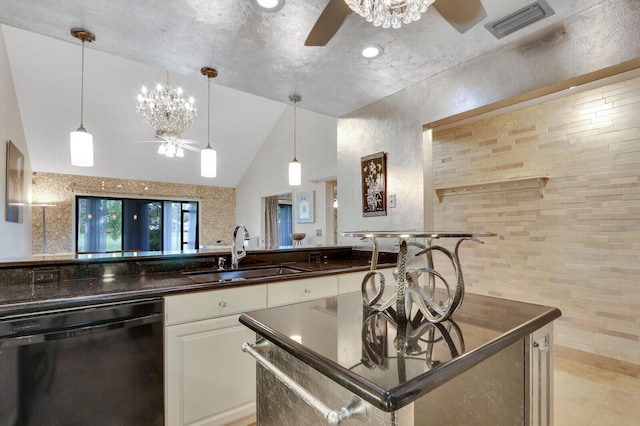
<box><xmin>31</xmin><ymin>173</ymin><xmax>235</xmax><ymax>254</ymax></box>
<box><xmin>431</xmin><ymin>75</ymin><xmax>640</xmax><ymax>365</ymax></box>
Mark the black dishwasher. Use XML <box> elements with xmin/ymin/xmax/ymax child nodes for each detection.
<box><xmin>0</xmin><ymin>298</ymin><xmax>164</xmax><ymax>425</ymax></box>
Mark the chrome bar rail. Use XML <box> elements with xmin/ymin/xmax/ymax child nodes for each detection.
<box><xmin>242</xmin><ymin>342</ymin><xmax>368</xmax><ymax>424</ymax></box>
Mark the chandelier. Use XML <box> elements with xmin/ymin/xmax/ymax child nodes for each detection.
<box><xmin>345</xmin><ymin>0</ymin><xmax>436</xmax><ymax>29</ymax></box>
<box><xmin>136</xmin><ymin>73</ymin><xmax>197</xmax><ymax>133</ymax></box>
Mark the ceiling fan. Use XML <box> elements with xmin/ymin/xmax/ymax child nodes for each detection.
<box><xmin>305</xmin><ymin>0</ymin><xmax>487</xmax><ymax>46</ymax></box>
<box><xmin>136</xmin><ymin>130</ymin><xmax>201</xmax><ymax>158</ymax></box>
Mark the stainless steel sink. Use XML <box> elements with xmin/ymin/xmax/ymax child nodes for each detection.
<box><xmin>183</xmin><ymin>265</ymin><xmax>310</xmax><ymax>284</ymax></box>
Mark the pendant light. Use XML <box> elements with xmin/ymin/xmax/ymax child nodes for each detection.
<box><xmin>200</xmin><ymin>67</ymin><xmax>218</xmax><ymax>178</ymax></box>
<box><xmin>70</xmin><ymin>28</ymin><xmax>95</xmax><ymax>167</ymax></box>
<box><xmin>288</xmin><ymin>94</ymin><xmax>302</xmax><ymax>186</ymax></box>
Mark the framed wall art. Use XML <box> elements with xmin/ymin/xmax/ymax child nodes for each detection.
<box><xmin>361</xmin><ymin>151</ymin><xmax>387</xmax><ymax>217</ymax></box>
<box><xmin>5</xmin><ymin>140</ymin><xmax>25</xmax><ymax>223</ymax></box>
<box><xmin>295</xmin><ymin>191</ymin><xmax>315</xmax><ymax>224</ymax></box>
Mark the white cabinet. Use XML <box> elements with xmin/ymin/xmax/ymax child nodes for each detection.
<box><xmin>165</xmin><ymin>284</ymin><xmax>267</xmax><ymax>326</ymax></box>
<box><xmin>164</xmin><ymin>270</ymin><xmax>386</xmax><ymax>426</ymax></box>
<box><xmin>165</xmin><ymin>285</ymin><xmax>267</xmax><ymax>426</ymax></box>
<box><xmin>267</xmin><ymin>275</ymin><xmax>337</xmax><ymax>307</ymax></box>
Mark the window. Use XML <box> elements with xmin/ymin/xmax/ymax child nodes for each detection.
<box><xmin>76</xmin><ymin>196</ymin><xmax>198</xmax><ymax>253</ymax></box>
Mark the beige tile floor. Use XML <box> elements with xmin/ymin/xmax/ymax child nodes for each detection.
<box><xmin>554</xmin><ymin>356</ymin><xmax>640</xmax><ymax>425</ymax></box>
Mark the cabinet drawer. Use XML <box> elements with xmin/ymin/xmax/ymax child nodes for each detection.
<box><xmin>337</xmin><ymin>267</ymin><xmax>395</xmax><ymax>295</ymax></box>
<box><xmin>165</xmin><ymin>284</ymin><xmax>267</xmax><ymax>325</ymax></box>
<box><xmin>268</xmin><ymin>276</ymin><xmax>337</xmax><ymax>307</ymax></box>
<box><xmin>337</xmin><ymin>271</ymin><xmax>364</xmax><ymax>295</ymax></box>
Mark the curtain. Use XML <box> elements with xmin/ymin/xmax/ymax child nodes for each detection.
<box><xmin>81</xmin><ymin>198</ymin><xmax>107</xmax><ymax>252</ymax></box>
<box><xmin>185</xmin><ymin>202</ymin><xmax>198</xmax><ymax>250</ymax></box>
<box><xmin>123</xmin><ymin>200</ymin><xmax>150</xmax><ymax>251</ymax></box>
<box><xmin>264</xmin><ymin>196</ymin><xmax>280</xmax><ymax>249</ymax></box>
<box><xmin>163</xmin><ymin>201</ymin><xmax>180</xmax><ymax>251</ymax></box>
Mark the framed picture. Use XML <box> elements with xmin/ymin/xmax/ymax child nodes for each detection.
<box><xmin>295</xmin><ymin>191</ymin><xmax>315</xmax><ymax>224</ymax></box>
<box><xmin>361</xmin><ymin>152</ymin><xmax>387</xmax><ymax>217</ymax></box>
<box><xmin>6</xmin><ymin>140</ymin><xmax>25</xmax><ymax>223</ymax></box>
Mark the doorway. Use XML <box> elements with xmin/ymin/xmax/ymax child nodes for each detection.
<box><xmin>277</xmin><ymin>193</ymin><xmax>293</xmax><ymax>248</ymax></box>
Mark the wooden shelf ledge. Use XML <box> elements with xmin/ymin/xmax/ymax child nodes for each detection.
<box><xmin>435</xmin><ymin>175</ymin><xmax>549</xmax><ymax>202</ymax></box>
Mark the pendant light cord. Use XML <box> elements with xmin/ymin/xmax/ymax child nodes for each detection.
<box><xmin>79</xmin><ymin>39</ymin><xmax>85</xmax><ymax>128</ymax></box>
<box><xmin>207</xmin><ymin>75</ymin><xmax>212</xmax><ymax>149</ymax></box>
<box><xmin>293</xmin><ymin>99</ymin><xmax>297</xmax><ymax>160</ymax></box>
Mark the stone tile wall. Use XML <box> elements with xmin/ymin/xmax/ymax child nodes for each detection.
<box><xmin>431</xmin><ymin>75</ymin><xmax>640</xmax><ymax>365</ymax></box>
<box><xmin>31</xmin><ymin>173</ymin><xmax>235</xmax><ymax>254</ymax></box>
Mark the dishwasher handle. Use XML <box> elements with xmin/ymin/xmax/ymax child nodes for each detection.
<box><xmin>0</xmin><ymin>312</ymin><xmax>162</xmax><ymax>348</ymax></box>
<box><xmin>242</xmin><ymin>342</ymin><xmax>368</xmax><ymax>424</ymax></box>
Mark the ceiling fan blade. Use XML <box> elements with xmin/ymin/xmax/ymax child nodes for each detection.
<box><xmin>432</xmin><ymin>0</ymin><xmax>487</xmax><ymax>34</ymax></box>
<box><xmin>305</xmin><ymin>0</ymin><xmax>352</xmax><ymax>46</ymax></box>
<box><xmin>182</xmin><ymin>144</ymin><xmax>201</xmax><ymax>153</ymax></box>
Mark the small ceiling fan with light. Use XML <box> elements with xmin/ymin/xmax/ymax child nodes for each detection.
<box><xmin>136</xmin><ymin>130</ymin><xmax>201</xmax><ymax>158</ymax></box>
<box><xmin>305</xmin><ymin>0</ymin><xmax>487</xmax><ymax>46</ymax></box>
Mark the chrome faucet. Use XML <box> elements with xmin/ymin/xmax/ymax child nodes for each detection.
<box><xmin>231</xmin><ymin>224</ymin><xmax>249</xmax><ymax>269</ymax></box>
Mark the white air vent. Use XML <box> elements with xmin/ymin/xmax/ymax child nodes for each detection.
<box><xmin>485</xmin><ymin>0</ymin><xmax>555</xmax><ymax>39</ymax></box>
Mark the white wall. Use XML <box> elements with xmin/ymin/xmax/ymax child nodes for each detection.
<box><xmin>337</xmin><ymin>112</ymin><xmax>425</xmax><ymax>247</ymax></box>
<box><xmin>236</xmin><ymin>105</ymin><xmax>337</xmax><ymax>248</ymax></box>
<box><xmin>0</xmin><ymin>27</ymin><xmax>32</xmax><ymax>258</ymax></box>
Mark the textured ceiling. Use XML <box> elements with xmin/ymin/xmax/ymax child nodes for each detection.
<box><xmin>0</xmin><ymin>0</ymin><xmax>606</xmax><ymax>187</ymax></box>
<box><xmin>0</xmin><ymin>0</ymin><xmax>604</xmax><ymax>117</ymax></box>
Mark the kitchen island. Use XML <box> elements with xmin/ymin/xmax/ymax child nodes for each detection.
<box><xmin>240</xmin><ymin>291</ymin><xmax>561</xmax><ymax>425</ymax></box>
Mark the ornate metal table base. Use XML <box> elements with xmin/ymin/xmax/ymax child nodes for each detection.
<box><xmin>341</xmin><ymin>231</ymin><xmax>496</xmax><ymax>323</ymax></box>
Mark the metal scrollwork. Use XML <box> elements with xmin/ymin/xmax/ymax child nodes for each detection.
<box><xmin>351</xmin><ymin>231</ymin><xmax>495</xmax><ymax>323</ymax></box>
<box><xmin>355</xmin><ymin>307</ymin><xmax>465</xmax><ymax>382</ymax></box>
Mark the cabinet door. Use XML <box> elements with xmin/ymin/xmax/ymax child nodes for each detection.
<box><xmin>166</xmin><ymin>315</ymin><xmax>256</xmax><ymax>426</ymax></box>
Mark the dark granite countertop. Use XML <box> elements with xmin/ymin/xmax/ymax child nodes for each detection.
<box><xmin>239</xmin><ymin>292</ymin><xmax>561</xmax><ymax>412</ymax></box>
<box><xmin>0</xmin><ymin>246</ymin><xmax>396</xmax><ymax>317</ymax></box>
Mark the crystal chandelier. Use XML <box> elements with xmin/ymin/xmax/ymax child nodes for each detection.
<box><xmin>136</xmin><ymin>73</ymin><xmax>197</xmax><ymax>133</ymax></box>
<box><xmin>345</xmin><ymin>0</ymin><xmax>436</xmax><ymax>29</ymax></box>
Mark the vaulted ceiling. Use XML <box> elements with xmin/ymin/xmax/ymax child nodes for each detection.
<box><xmin>0</xmin><ymin>0</ymin><xmax>606</xmax><ymax>187</ymax></box>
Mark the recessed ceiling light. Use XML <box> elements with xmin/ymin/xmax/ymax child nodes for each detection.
<box><xmin>362</xmin><ymin>45</ymin><xmax>384</xmax><ymax>59</ymax></box>
<box><xmin>253</xmin><ymin>0</ymin><xmax>285</xmax><ymax>12</ymax></box>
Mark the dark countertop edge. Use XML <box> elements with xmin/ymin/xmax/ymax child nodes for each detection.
<box><xmin>384</xmin><ymin>306</ymin><xmax>562</xmax><ymax>410</ymax></box>
<box><xmin>0</xmin><ymin>245</ymin><xmax>356</xmax><ymax>269</ymax></box>
<box><xmin>239</xmin><ymin>301</ymin><xmax>562</xmax><ymax>412</ymax></box>
<box><xmin>0</xmin><ymin>263</ymin><xmax>396</xmax><ymax>318</ymax></box>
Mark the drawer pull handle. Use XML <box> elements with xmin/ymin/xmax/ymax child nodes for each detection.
<box><xmin>304</xmin><ymin>288</ymin><xmax>311</xmax><ymax>294</ymax></box>
<box><xmin>242</xmin><ymin>342</ymin><xmax>368</xmax><ymax>424</ymax></box>
<box><xmin>219</xmin><ymin>301</ymin><xmax>227</xmax><ymax>308</ymax></box>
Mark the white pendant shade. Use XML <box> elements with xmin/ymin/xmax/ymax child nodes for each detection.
<box><xmin>201</xmin><ymin>146</ymin><xmax>217</xmax><ymax>178</ymax></box>
<box><xmin>70</xmin><ymin>127</ymin><xmax>94</xmax><ymax>167</ymax></box>
<box><xmin>289</xmin><ymin>159</ymin><xmax>301</xmax><ymax>186</ymax></box>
